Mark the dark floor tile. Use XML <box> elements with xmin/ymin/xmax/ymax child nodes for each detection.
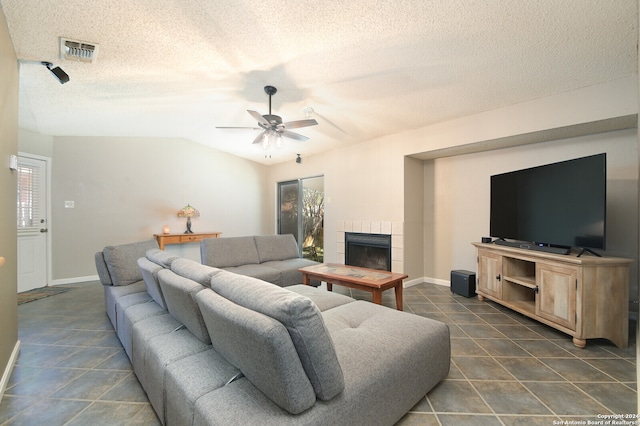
<box><xmin>3</xmin><ymin>397</ymin><xmax>90</xmax><ymax>425</ymax></box>
<box><xmin>499</xmin><ymin>415</ymin><xmax>563</xmax><ymax>425</ymax></box>
<box><xmin>407</xmin><ymin>396</ymin><xmax>431</xmax><ymax>413</ymax></box>
<box><xmin>426</xmin><ymin>380</ymin><xmax>492</xmax><ymax>413</ymax></box>
<box><xmin>94</xmin><ymin>349</ymin><xmax>133</xmax><ymax>371</ymax></box>
<box><xmin>446</xmin><ymin>324</ymin><xmax>467</xmax><ymax>338</ymax></box>
<box><xmin>584</xmin><ymin>358</ymin><xmax>636</xmax><ymax>382</ymax></box>
<box><xmin>395</xmin><ymin>412</ymin><xmax>440</xmax><ymax>425</ymax></box>
<box><xmin>435</xmin><ymin>303</ymin><xmax>471</xmax><ymax>313</ymax></box>
<box><xmin>472</xmin><ymin>381</ymin><xmax>551</xmax><ymax>415</ymax></box>
<box><xmin>524</xmin><ymin>382</ymin><xmax>609</xmax><ymax>415</ymax></box>
<box><xmin>500</xmin><ymin>357</ymin><xmax>565</xmax><ymax>381</ymax></box>
<box><xmin>553</xmin><ymin>339</ymin><xmax>622</xmax><ymax>359</ymax></box>
<box><xmin>458</xmin><ymin>324</ymin><xmax>505</xmax><ymax>339</ymax></box>
<box><xmin>450</xmin><ymin>337</ymin><xmax>489</xmax><ymax>356</ymax></box>
<box><xmin>99</xmin><ymin>373</ymin><xmax>149</xmax><ymax>402</ymax></box>
<box><xmin>51</xmin><ymin>369</ymin><xmax>131</xmax><ymax>400</ymax></box>
<box><xmin>53</xmin><ymin>346</ymin><xmax>121</xmax><ymax>369</ymax></box>
<box><xmin>437</xmin><ymin>413</ymin><xmax>503</xmax><ymax>425</ymax></box>
<box><xmin>475</xmin><ymin>338</ymin><xmax>531</xmax><ymax>357</ymax></box>
<box><xmin>6</xmin><ymin>367</ymin><xmax>86</xmax><ymax>397</ymax></box>
<box><xmin>127</xmin><ymin>403</ymin><xmax>162</xmax><ymax>425</ymax></box>
<box><xmin>442</xmin><ymin>312</ymin><xmax>480</xmax><ymax>324</ymax></box>
<box><xmin>405</xmin><ymin>302</ymin><xmax>439</xmax><ymax>314</ymax></box>
<box><xmin>541</xmin><ymin>358</ymin><xmax>615</xmax><ymax>382</ymax></box>
<box><xmin>575</xmin><ymin>382</ymin><xmax>637</xmax><ymax>415</ymax></box>
<box><xmin>65</xmin><ymin>401</ymin><xmax>150</xmax><ymax>426</ymax></box>
<box><xmin>16</xmin><ymin>343</ymin><xmax>81</xmax><ymax>367</ymax></box>
<box><xmin>474</xmin><ymin>312</ymin><xmax>521</xmax><ymax>324</ymax></box>
<box><xmin>444</xmin><ymin>361</ymin><xmax>465</xmax><ymax>380</ymax></box>
<box><xmin>453</xmin><ymin>356</ymin><xmax>515</xmax><ymax>380</ymax></box>
<box><xmin>492</xmin><ymin>324</ymin><xmax>544</xmax><ymax>339</ymax></box>
<box><xmin>0</xmin><ymin>395</ymin><xmax>38</xmax><ymax>423</ymax></box>
<box><xmin>512</xmin><ymin>339</ymin><xmax>572</xmax><ymax>358</ymax></box>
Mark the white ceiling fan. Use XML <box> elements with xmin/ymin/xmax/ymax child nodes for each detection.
<box><xmin>217</xmin><ymin>86</ymin><xmax>318</xmax><ymax>147</ymax></box>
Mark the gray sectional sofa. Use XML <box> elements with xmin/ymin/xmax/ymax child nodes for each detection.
<box><xmin>95</xmin><ymin>239</ymin><xmax>451</xmax><ymax>425</ymax></box>
<box><xmin>200</xmin><ymin>234</ymin><xmax>319</xmax><ymax>286</ymax></box>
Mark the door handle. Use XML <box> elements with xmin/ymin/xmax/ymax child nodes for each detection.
<box><xmin>40</xmin><ymin>228</ymin><xmax>48</xmax><ymax>233</ymax></box>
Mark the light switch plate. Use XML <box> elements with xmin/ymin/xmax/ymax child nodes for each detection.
<box><xmin>65</xmin><ymin>201</ymin><xmax>75</xmax><ymax>208</ymax></box>
<box><xmin>9</xmin><ymin>155</ymin><xmax>17</xmax><ymax>170</ymax></box>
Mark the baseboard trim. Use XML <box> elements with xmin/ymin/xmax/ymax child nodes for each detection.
<box><xmin>404</xmin><ymin>277</ymin><xmax>450</xmax><ymax>288</ymax></box>
<box><xmin>0</xmin><ymin>340</ymin><xmax>20</xmax><ymax>402</ymax></box>
<box><xmin>51</xmin><ymin>275</ymin><xmax>99</xmax><ymax>286</ymax></box>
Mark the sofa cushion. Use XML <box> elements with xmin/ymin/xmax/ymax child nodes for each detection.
<box><xmin>288</xmin><ymin>284</ymin><xmax>355</xmax><ymax>312</ymax></box>
<box><xmin>146</xmin><ymin>248</ymin><xmax>179</xmax><ymax>268</ymax></box>
<box><xmin>102</xmin><ymin>239</ymin><xmax>158</xmax><ymax>286</ymax></box>
<box><xmin>200</xmin><ymin>236</ymin><xmax>260</xmax><ymax>268</ymax></box>
<box><xmin>164</xmin><ymin>349</ymin><xmax>240</xmax><ymax>426</ymax></box>
<box><xmin>196</xmin><ymin>289</ymin><xmax>316</xmax><ymax>414</ymax></box>
<box><xmin>222</xmin><ymin>264</ymin><xmax>281</xmax><ymax>286</ymax></box>
<box><xmin>262</xmin><ymin>258</ymin><xmax>319</xmax><ymax>286</ymax></box>
<box><xmin>138</xmin><ymin>257</ymin><xmax>166</xmax><ymax>309</ymax></box>
<box><xmin>254</xmin><ymin>234</ymin><xmax>301</xmax><ymax>263</ymax></box>
<box><xmin>158</xmin><ymin>269</ymin><xmax>210</xmax><ymax>344</ymax></box>
<box><xmin>103</xmin><ymin>281</ymin><xmax>147</xmax><ymax>330</ymax></box>
<box><xmin>209</xmin><ymin>271</ymin><xmax>344</xmax><ymax>401</ymax></box>
<box><xmin>170</xmin><ymin>257</ymin><xmax>221</xmax><ymax>287</ymax></box>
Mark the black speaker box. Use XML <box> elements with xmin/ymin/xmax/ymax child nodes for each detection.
<box><xmin>451</xmin><ymin>270</ymin><xmax>476</xmax><ymax>297</ymax></box>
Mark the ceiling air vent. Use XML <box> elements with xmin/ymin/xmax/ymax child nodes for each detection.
<box><xmin>60</xmin><ymin>38</ymin><xmax>99</xmax><ymax>63</ymax></box>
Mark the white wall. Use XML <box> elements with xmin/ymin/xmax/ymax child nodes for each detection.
<box><xmin>19</xmin><ymin>134</ymin><xmax>270</xmax><ymax>281</ymax></box>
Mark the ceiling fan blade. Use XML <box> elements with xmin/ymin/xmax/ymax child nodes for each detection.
<box><xmin>247</xmin><ymin>110</ymin><xmax>270</xmax><ymax>127</ymax></box>
<box><xmin>283</xmin><ymin>119</ymin><xmax>318</xmax><ymax>129</ymax></box>
<box><xmin>252</xmin><ymin>130</ymin><xmax>267</xmax><ymax>144</ymax></box>
<box><xmin>281</xmin><ymin>130</ymin><xmax>309</xmax><ymax>142</ymax></box>
<box><xmin>216</xmin><ymin>126</ymin><xmax>261</xmax><ymax>130</ymax></box>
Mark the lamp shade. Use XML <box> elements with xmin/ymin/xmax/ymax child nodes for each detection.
<box><xmin>177</xmin><ymin>204</ymin><xmax>200</xmax><ymax>218</ymax></box>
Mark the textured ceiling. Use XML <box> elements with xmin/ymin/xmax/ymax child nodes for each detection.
<box><xmin>1</xmin><ymin>0</ymin><xmax>637</xmax><ymax>165</ymax></box>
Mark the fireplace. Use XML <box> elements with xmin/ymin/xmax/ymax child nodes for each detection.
<box><xmin>345</xmin><ymin>232</ymin><xmax>392</xmax><ymax>271</ymax></box>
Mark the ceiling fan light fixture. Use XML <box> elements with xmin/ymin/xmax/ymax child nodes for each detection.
<box><xmin>303</xmin><ymin>106</ymin><xmax>314</xmax><ymax>118</ymax></box>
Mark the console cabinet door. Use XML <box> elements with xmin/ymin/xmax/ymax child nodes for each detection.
<box><xmin>477</xmin><ymin>250</ymin><xmax>502</xmax><ymax>299</ymax></box>
<box><xmin>535</xmin><ymin>264</ymin><xmax>577</xmax><ymax>330</ymax></box>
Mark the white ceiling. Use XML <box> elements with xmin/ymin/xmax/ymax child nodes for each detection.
<box><xmin>1</xmin><ymin>0</ymin><xmax>637</xmax><ymax>165</ymax></box>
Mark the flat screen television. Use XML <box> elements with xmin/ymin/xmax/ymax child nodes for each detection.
<box><xmin>490</xmin><ymin>153</ymin><xmax>606</xmax><ymax>253</ymax></box>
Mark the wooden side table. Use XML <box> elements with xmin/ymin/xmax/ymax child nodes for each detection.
<box><xmin>154</xmin><ymin>232</ymin><xmax>222</xmax><ymax>250</ymax></box>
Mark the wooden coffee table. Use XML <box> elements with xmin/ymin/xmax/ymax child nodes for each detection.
<box><xmin>299</xmin><ymin>263</ymin><xmax>408</xmax><ymax>310</ymax></box>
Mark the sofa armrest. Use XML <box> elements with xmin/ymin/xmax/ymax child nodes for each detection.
<box><xmin>94</xmin><ymin>252</ymin><xmax>112</xmax><ymax>285</ymax></box>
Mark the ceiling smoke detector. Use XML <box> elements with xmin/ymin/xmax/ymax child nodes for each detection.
<box><xmin>60</xmin><ymin>38</ymin><xmax>99</xmax><ymax>63</ymax></box>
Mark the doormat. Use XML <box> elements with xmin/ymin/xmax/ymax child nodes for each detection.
<box><xmin>18</xmin><ymin>286</ymin><xmax>77</xmax><ymax>305</ymax></box>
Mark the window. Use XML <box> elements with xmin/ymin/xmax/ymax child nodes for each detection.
<box><xmin>278</xmin><ymin>176</ymin><xmax>324</xmax><ymax>261</ymax></box>
<box><xmin>17</xmin><ymin>160</ymin><xmax>41</xmax><ymax>230</ymax></box>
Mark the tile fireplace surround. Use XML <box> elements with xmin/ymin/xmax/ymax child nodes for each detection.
<box><xmin>337</xmin><ymin>220</ymin><xmax>404</xmax><ymax>273</ymax></box>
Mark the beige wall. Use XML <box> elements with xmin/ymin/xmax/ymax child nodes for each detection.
<box><xmin>425</xmin><ymin>129</ymin><xmax>638</xmax><ymax>291</ymax></box>
<box><xmin>267</xmin><ymin>77</ymin><xmax>639</xmax><ymax>300</ymax></box>
<box><xmin>0</xmin><ymin>7</ymin><xmax>19</xmax><ymax>398</ymax></box>
<box><xmin>19</xmin><ymin>134</ymin><xmax>270</xmax><ymax>281</ymax></box>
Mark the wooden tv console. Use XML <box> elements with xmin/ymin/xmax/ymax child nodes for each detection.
<box><xmin>473</xmin><ymin>243</ymin><xmax>631</xmax><ymax>348</ymax></box>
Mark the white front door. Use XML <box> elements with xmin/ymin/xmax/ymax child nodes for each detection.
<box><xmin>17</xmin><ymin>155</ymin><xmax>49</xmax><ymax>292</ymax></box>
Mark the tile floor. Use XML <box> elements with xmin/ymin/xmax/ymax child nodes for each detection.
<box><xmin>0</xmin><ymin>280</ymin><xmax>636</xmax><ymax>425</ymax></box>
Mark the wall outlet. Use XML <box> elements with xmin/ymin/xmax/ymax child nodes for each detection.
<box><xmin>64</xmin><ymin>201</ymin><xmax>75</xmax><ymax>208</ymax></box>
